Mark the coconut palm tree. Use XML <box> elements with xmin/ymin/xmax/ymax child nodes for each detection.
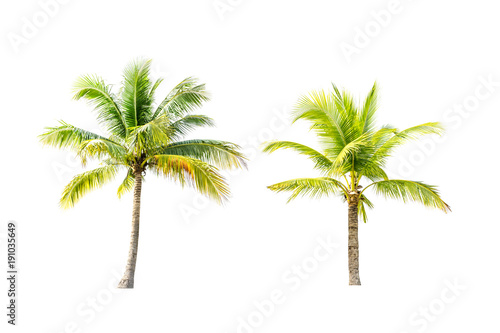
<box><xmin>262</xmin><ymin>83</ymin><xmax>450</xmax><ymax>285</ymax></box>
<box><xmin>40</xmin><ymin>59</ymin><xmax>247</xmax><ymax>288</ymax></box>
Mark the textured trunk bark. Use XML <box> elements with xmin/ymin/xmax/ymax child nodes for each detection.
<box><xmin>118</xmin><ymin>169</ymin><xmax>143</xmax><ymax>288</ymax></box>
<box><xmin>348</xmin><ymin>203</ymin><xmax>361</xmax><ymax>285</ymax></box>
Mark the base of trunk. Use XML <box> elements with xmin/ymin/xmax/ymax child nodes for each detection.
<box><xmin>117</xmin><ymin>277</ymin><xmax>134</xmax><ymax>289</ymax></box>
<box><xmin>349</xmin><ymin>277</ymin><xmax>361</xmax><ymax>286</ymax></box>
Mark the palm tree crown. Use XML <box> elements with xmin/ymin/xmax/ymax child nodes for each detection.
<box><xmin>264</xmin><ymin>83</ymin><xmax>450</xmax><ymax>220</ymax></box>
<box><xmin>40</xmin><ymin>58</ymin><xmax>246</xmax><ymax>208</ymax></box>
<box><xmin>40</xmin><ymin>58</ymin><xmax>247</xmax><ymax>288</ymax></box>
<box><xmin>263</xmin><ymin>82</ymin><xmax>450</xmax><ymax>285</ymax></box>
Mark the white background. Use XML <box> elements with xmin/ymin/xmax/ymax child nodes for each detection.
<box><xmin>1</xmin><ymin>0</ymin><xmax>499</xmax><ymax>332</ymax></box>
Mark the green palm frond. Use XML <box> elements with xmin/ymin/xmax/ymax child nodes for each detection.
<box><xmin>360</xmin><ymin>194</ymin><xmax>374</xmax><ymax>209</ymax></box>
<box><xmin>39</xmin><ymin>121</ymin><xmax>107</xmax><ymax>151</ymax></box>
<box><xmin>293</xmin><ymin>90</ymin><xmax>347</xmax><ymax>149</ymax></box>
<box><xmin>117</xmin><ymin>168</ymin><xmax>135</xmax><ymax>198</ymax></box>
<box><xmin>359</xmin><ymin>82</ymin><xmax>378</xmax><ymax>133</ymax></box>
<box><xmin>152</xmin><ymin>77</ymin><xmax>210</xmax><ymax>120</ymax></box>
<box><xmin>369</xmin><ymin>123</ymin><xmax>443</xmax><ymax>166</ymax></box>
<box><xmin>358</xmin><ymin>202</ymin><xmax>368</xmax><ymax>223</ymax></box>
<box><xmin>371</xmin><ymin>125</ymin><xmax>398</xmax><ymax>144</ymax></box>
<box><xmin>121</xmin><ymin>58</ymin><xmax>154</xmax><ymax>128</ymax></box>
<box><xmin>330</xmin><ymin>132</ymin><xmax>371</xmax><ymax>175</ymax></box>
<box><xmin>356</xmin><ymin>128</ymin><xmax>395</xmax><ymax>180</ymax></box>
<box><xmin>149</xmin><ymin>78</ymin><xmax>164</xmax><ymax>101</ymax></box>
<box><xmin>127</xmin><ymin>115</ymin><xmax>171</xmax><ymax>151</ymax></box>
<box><xmin>358</xmin><ymin>194</ymin><xmax>374</xmax><ymax>223</ymax></box>
<box><xmin>268</xmin><ymin>177</ymin><xmax>348</xmax><ymax>203</ymax></box>
<box><xmin>167</xmin><ymin>115</ymin><xmax>215</xmax><ymax>140</ymax></box>
<box><xmin>150</xmin><ymin>154</ymin><xmax>230</xmax><ymax>203</ymax></box>
<box><xmin>358</xmin><ymin>162</ymin><xmax>389</xmax><ymax>182</ymax></box>
<box><xmin>72</xmin><ymin>75</ymin><xmax>127</xmax><ymax>137</ymax></box>
<box><xmin>157</xmin><ymin>140</ymin><xmax>247</xmax><ymax>169</ymax></box>
<box><xmin>262</xmin><ymin>141</ymin><xmax>332</xmax><ymax>173</ymax></box>
<box><xmin>331</xmin><ymin>84</ymin><xmax>360</xmax><ymax>142</ymax></box>
<box><xmin>362</xmin><ymin>179</ymin><xmax>451</xmax><ymax>213</ymax></box>
<box><xmin>60</xmin><ymin>165</ymin><xmax>119</xmax><ymax>209</ymax></box>
<box><xmin>77</xmin><ymin>138</ymin><xmax>127</xmax><ymax>166</ymax></box>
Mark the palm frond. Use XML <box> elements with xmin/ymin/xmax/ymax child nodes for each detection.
<box><xmin>150</xmin><ymin>154</ymin><xmax>229</xmax><ymax>203</ymax></box>
<box><xmin>167</xmin><ymin>115</ymin><xmax>215</xmax><ymax>140</ymax></box>
<box><xmin>359</xmin><ymin>82</ymin><xmax>378</xmax><ymax>133</ymax></box>
<box><xmin>77</xmin><ymin>138</ymin><xmax>127</xmax><ymax>166</ymax></box>
<box><xmin>358</xmin><ymin>162</ymin><xmax>389</xmax><ymax>182</ymax></box>
<box><xmin>262</xmin><ymin>141</ymin><xmax>332</xmax><ymax>173</ymax></box>
<box><xmin>361</xmin><ymin>194</ymin><xmax>374</xmax><ymax>209</ymax></box>
<box><xmin>60</xmin><ymin>165</ymin><xmax>119</xmax><ymax>208</ymax></box>
<box><xmin>331</xmin><ymin>84</ymin><xmax>360</xmax><ymax>142</ymax></box>
<box><xmin>363</xmin><ymin>179</ymin><xmax>451</xmax><ymax>213</ymax></box>
<box><xmin>148</xmin><ymin>78</ymin><xmax>164</xmax><ymax>101</ymax></box>
<box><xmin>152</xmin><ymin>77</ymin><xmax>210</xmax><ymax>120</ymax></box>
<box><xmin>127</xmin><ymin>115</ymin><xmax>171</xmax><ymax>151</ymax></box>
<box><xmin>268</xmin><ymin>177</ymin><xmax>348</xmax><ymax>203</ymax></box>
<box><xmin>293</xmin><ymin>90</ymin><xmax>347</xmax><ymax>150</ymax></box>
<box><xmin>358</xmin><ymin>123</ymin><xmax>443</xmax><ymax>177</ymax></box>
<box><xmin>358</xmin><ymin>194</ymin><xmax>374</xmax><ymax>223</ymax></box>
<box><xmin>358</xmin><ymin>201</ymin><xmax>368</xmax><ymax>223</ymax></box>
<box><xmin>157</xmin><ymin>140</ymin><xmax>247</xmax><ymax>169</ymax></box>
<box><xmin>121</xmin><ymin>58</ymin><xmax>153</xmax><ymax>128</ymax></box>
<box><xmin>39</xmin><ymin>121</ymin><xmax>107</xmax><ymax>151</ymax></box>
<box><xmin>330</xmin><ymin>132</ymin><xmax>371</xmax><ymax>175</ymax></box>
<box><xmin>370</xmin><ymin>123</ymin><xmax>443</xmax><ymax>165</ymax></box>
<box><xmin>117</xmin><ymin>168</ymin><xmax>135</xmax><ymax>198</ymax></box>
<box><xmin>72</xmin><ymin>75</ymin><xmax>127</xmax><ymax>137</ymax></box>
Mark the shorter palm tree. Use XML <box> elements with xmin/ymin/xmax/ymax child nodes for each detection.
<box><xmin>263</xmin><ymin>83</ymin><xmax>450</xmax><ymax>285</ymax></box>
<box><xmin>40</xmin><ymin>59</ymin><xmax>247</xmax><ymax>288</ymax></box>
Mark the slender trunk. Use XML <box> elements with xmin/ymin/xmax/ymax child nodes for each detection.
<box><xmin>348</xmin><ymin>202</ymin><xmax>361</xmax><ymax>285</ymax></box>
<box><xmin>118</xmin><ymin>169</ymin><xmax>143</xmax><ymax>288</ymax></box>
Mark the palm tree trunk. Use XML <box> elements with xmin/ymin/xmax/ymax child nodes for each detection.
<box><xmin>118</xmin><ymin>170</ymin><xmax>143</xmax><ymax>288</ymax></box>
<box><xmin>348</xmin><ymin>202</ymin><xmax>361</xmax><ymax>285</ymax></box>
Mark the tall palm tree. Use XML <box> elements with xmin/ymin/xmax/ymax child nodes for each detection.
<box><xmin>262</xmin><ymin>83</ymin><xmax>450</xmax><ymax>285</ymax></box>
<box><xmin>40</xmin><ymin>59</ymin><xmax>247</xmax><ymax>288</ymax></box>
